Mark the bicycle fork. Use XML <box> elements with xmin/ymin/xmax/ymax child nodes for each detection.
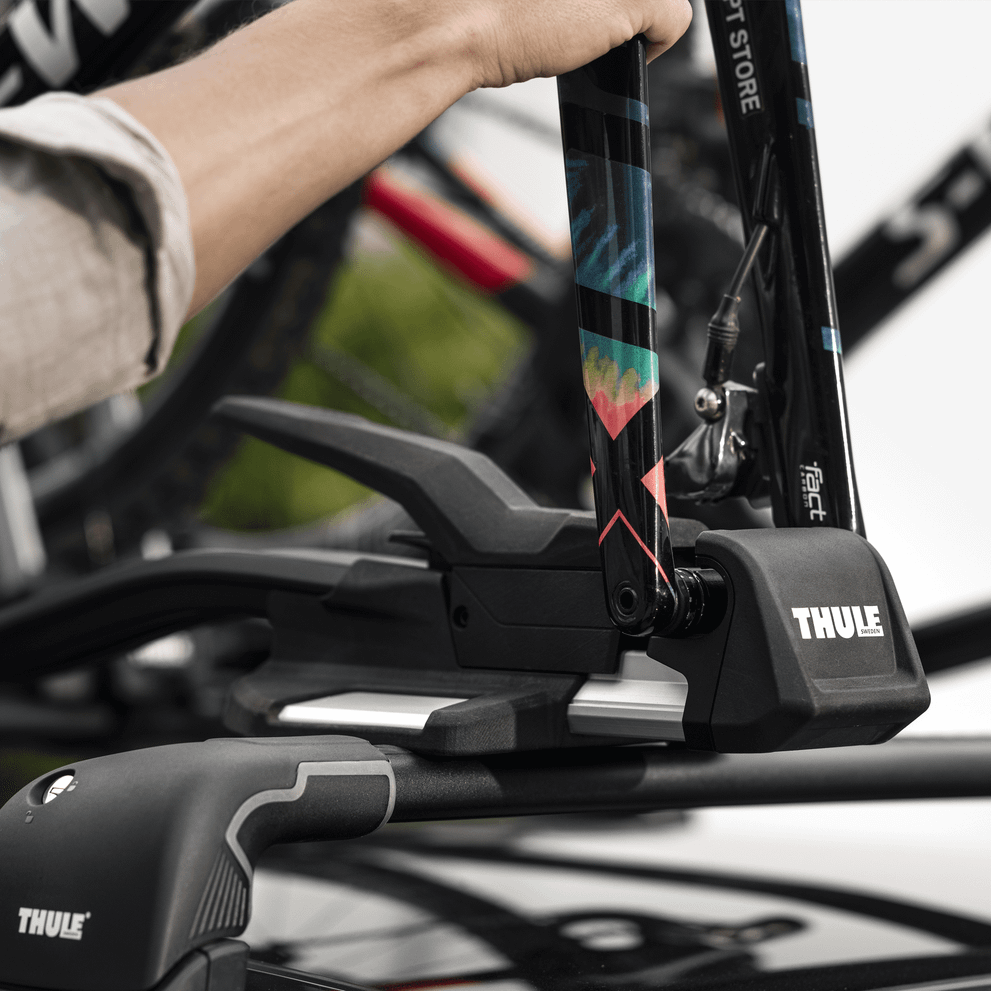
<box><xmin>558</xmin><ymin>39</ymin><xmax>685</xmax><ymax>636</ymax></box>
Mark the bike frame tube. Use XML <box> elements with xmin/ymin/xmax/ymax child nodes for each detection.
<box><xmin>705</xmin><ymin>0</ymin><xmax>864</xmax><ymax>534</ymax></box>
<box><xmin>558</xmin><ymin>38</ymin><xmax>676</xmax><ymax>636</ymax></box>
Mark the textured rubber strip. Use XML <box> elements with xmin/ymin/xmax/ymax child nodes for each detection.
<box><xmin>224</xmin><ymin>759</ymin><xmax>396</xmax><ymax>879</ymax></box>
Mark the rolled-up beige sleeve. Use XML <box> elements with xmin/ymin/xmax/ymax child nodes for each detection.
<box><xmin>0</xmin><ymin>92</ymin><xmax>195</xmax><ymax>441</ymax></box>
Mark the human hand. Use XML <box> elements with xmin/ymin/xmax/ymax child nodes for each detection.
<box><xmin>453</xmin><ymin>0</ymin><xmax>694</xmax><ymax>89</ymax></box>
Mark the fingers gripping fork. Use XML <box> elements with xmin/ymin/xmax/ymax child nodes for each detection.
<box><xmin>558</xmin><ymin>39</ymin><xmax>676</xmax><ymax>636</ymax></box>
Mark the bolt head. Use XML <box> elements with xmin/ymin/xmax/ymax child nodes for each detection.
<box><xmin>694</xmin><ymin>387</ymin><xmax>724</xmax><ymax>421</ymax></box>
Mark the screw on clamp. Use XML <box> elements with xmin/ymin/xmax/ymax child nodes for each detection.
<box><xmin>694</xmin><ymin>386</ymin><xmax>724</xmax><ymax>422</ymax></box>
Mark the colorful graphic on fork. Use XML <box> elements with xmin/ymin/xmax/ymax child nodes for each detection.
<box><xmin>558</xmin><ymin>39</ymin><xmax>676</xmax><ymax>636</ymax></box>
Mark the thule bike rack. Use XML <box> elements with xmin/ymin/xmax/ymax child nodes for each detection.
<box><xmin>0</xmin><ymin>4</ymin><xmax>951</xmax><ymax>991</ymax></box>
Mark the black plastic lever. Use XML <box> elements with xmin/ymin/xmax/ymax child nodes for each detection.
<box><xmin>0</xmin><ymin>548</ymin><xmax>359</xmax><ymax>679</ymax></box>
<box><xmin>0</xmin><ymin>737</ymin><xmax>393</xmax><ymax>991</ymax></box>
<box><xmin>212</xmin><ymin>396</ymin><xmax>599</xmax><ymax>568</ymax></box>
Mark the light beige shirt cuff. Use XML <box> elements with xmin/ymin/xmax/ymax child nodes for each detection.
<box><xmin>0</xmin><ymin>92</ymin><xmax>195</xmax><ymax>441</ymax></box>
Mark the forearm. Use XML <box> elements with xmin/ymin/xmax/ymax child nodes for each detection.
<box><xmin>101</xmin><ymin>0</ymin><xmax>476</xmax><ymax>316</ymax></box>
<box><xmin>100</xmin><ymin>0</ymin><xmax>691</xmax><ymax>318</ymax></box>
<box><xmin>0</xmin><ymin>0</ymin><xmax>689</xmax><ymax>441</ymax></box>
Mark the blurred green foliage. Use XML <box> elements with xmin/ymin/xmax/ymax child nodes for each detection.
<box><xmin>198</xmin><ymin>223</ymin><xmax>529</xmax><ymax>532</ymax></box>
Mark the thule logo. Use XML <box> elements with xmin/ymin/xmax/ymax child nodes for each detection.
<box><xmin>791</xmin><ymin>606</ymin><xmax>884</xmax><ymax>639</ymax></box>
<box><xmin>16</xmin><ymin>908</ymin><xmax>90</xmax><ymax>940</ymax></box>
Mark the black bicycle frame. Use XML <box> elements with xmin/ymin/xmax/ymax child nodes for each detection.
<box><xmin>705</xmin><ymin>0</ymin><xmax>864</xmax><ymax>535</ymax></box>
<box><xmin>556</xmin><ymin>2</ymin><xmax>864</xmax><ymax>632</ymax></box>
